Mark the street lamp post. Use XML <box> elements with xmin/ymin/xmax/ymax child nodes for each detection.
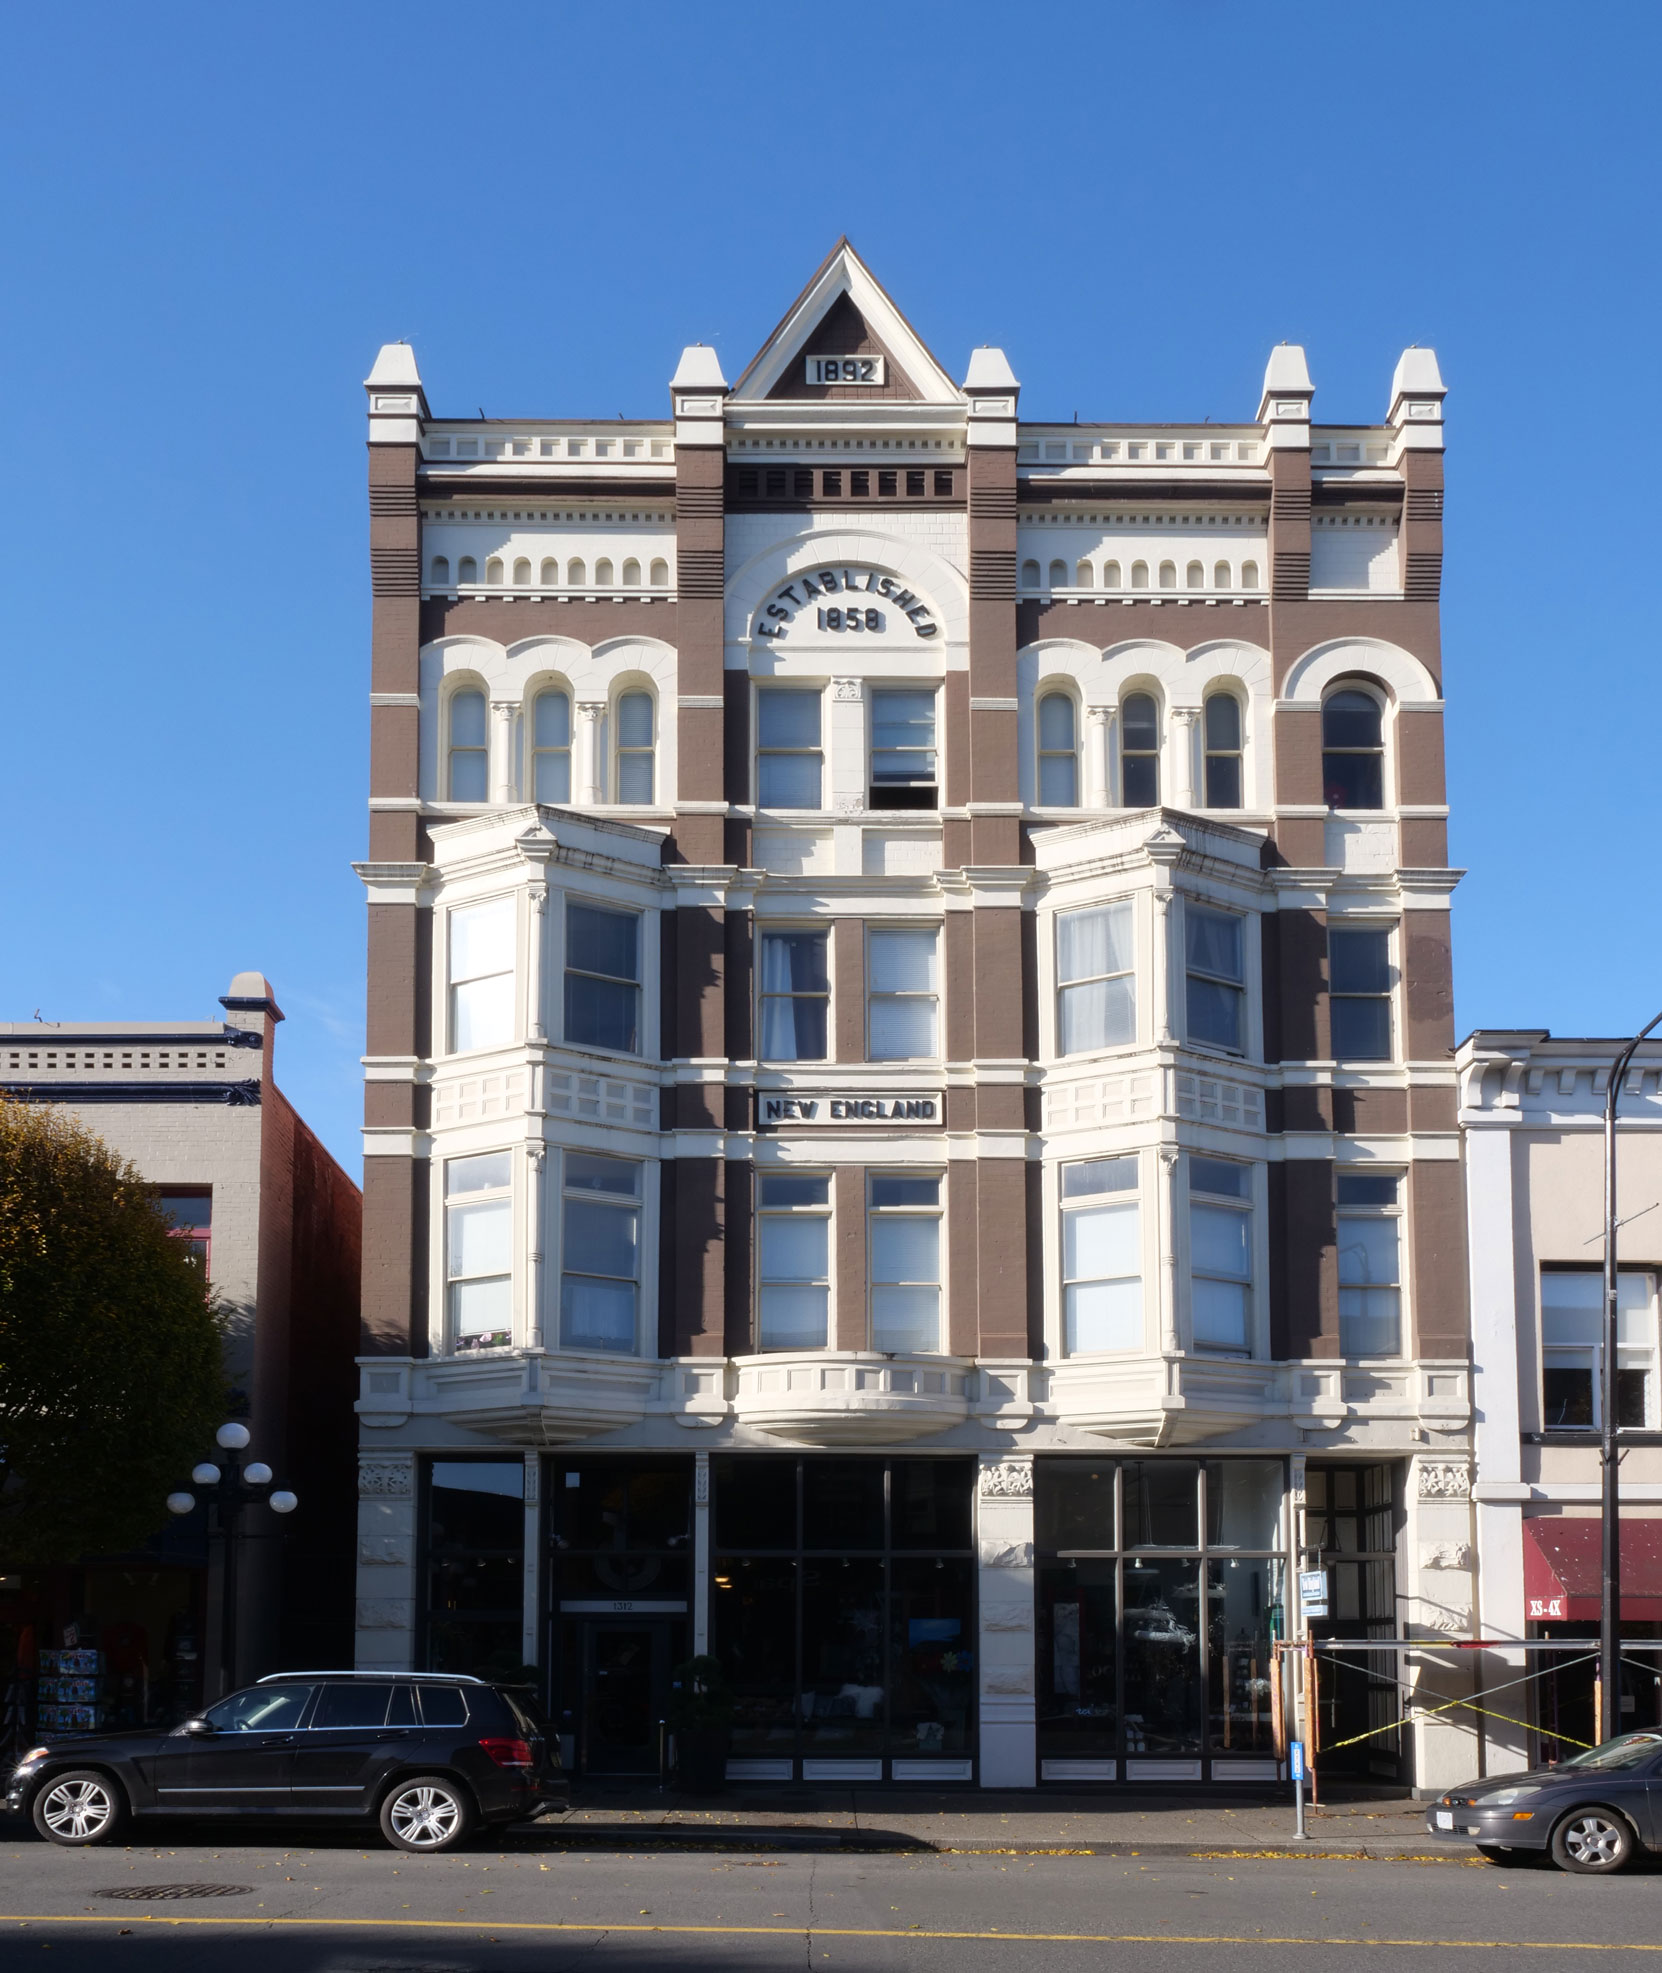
<box><xmin>166</xmin><ymin>1421</ymin><xmax>297</xmax><ymax>1697</ymax></box>
<box><xmin>1599</xmin><ymin>1012</ymin><xmax>1662</xmax><ymax>1742</ymax></box>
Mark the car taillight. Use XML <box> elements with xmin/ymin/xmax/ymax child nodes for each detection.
<box><xmin>478</xmin><ymin>1736</ymin><xmax>534</xmax><ymax>1769</ymax></box>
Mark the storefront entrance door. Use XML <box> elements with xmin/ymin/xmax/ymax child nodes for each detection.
<box><xmin>581</xmin><ymin>1622</ymin><xmax>670</xmax><ymax>1776</ymax></box>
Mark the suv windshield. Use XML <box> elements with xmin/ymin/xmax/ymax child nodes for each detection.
<box><xmin>1562</xmin><ymin>1730</ymin><xmax>1662</xmax><ymax>1772</ymax></box>
<box><xmin>203</xmin><ymin>1686</ymin><xmax>314</xmax><ymax>1732</ymax></box>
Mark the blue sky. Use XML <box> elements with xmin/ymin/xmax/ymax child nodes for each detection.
<box><xmin>3</xmin><ymin>1</ymin><xmax>1659</xmax><ymax>1175</ymax></box>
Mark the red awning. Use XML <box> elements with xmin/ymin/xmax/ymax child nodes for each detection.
<box><xmin>1523</xmin><ymin>1517</ymin><xmax>1662</xmax><ymax>1623</ymax></box>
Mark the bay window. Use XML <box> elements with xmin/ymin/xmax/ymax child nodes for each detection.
<box><xmin>446</xmin><ymin>1152</ymin><xmax>513</xmax><ymax>1352</ymax></box>
<box><xmin>564</xmin><ymin>901</ymin><xmax>640</xmax><ymax>1053</ymax></box>
<box><xmin>1190</xmin><ymin>1158</ymin><xmax>1252</xmax><ymax>1354</ymax></box>
<box><xmin>1056</xmin><ymin>901</ymin><xmax>1135</xmax><ymax>1054</ymax></box>
<box><xmin>1062</xmin><ymin>1156</ymin><xmax>1141</xmax><ymax>1353</ymax></box>
<box><xmin>1186</xmin><ymin>906</ymin><xmax>1245</xmax><ymax>1053</ymax></box>
<box><xmin>448</xmin><ymin>898</ymin><xmax>516</xmax><ymax>1053</ymax></box>
<box><xmin>559</xmin><ymin>1153</ymin><xmax>641</xmax><ymax>1353</ymax></box>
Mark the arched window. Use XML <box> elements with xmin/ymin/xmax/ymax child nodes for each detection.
<box><xmin>1204</xmin><ymin>693</ymin><xmax>1243</xmax><ymax>808</ymax></box>
<box><xmin>430</xmin><ymin>555</ymin><xmax>450</xmax><ymax>586</ymax></box>
<box><xmin>540</xmin><ymin>556</ymin><xmax>558</xmax><ymax>586</ymax></box>
<box><xmin>615</xmin><ymin>691</ymin><xmax>655</xmax><ymax>803</ymax></box>
<box><xmin>1241</xmin><ymin>558</ymin><xmax>1260</xmax><ymax>589</ymax></box>
<box><xmin>1048</xmin><ymin>558</ymin><xmax>1068</xmax><ymax>590</ymax></box>
<box><xmin>1158</xmin><ymin>561</ymin><xmax>1177</xmax><ymax>590</ymax></box>
<box><xmin>1038</xmin><ymin>693</ymin><xmax>1078</xmax><ymax>805</ymax></box>
<box><xmin>568</xmin><ymin>557</ymin><xmax>587</xmax><ymax>586</ymax></box>
<box><xmin>649</xmin><ymin>557</ymin><xmax>669</xmax><ymax>586</ymax></box>
<box><xmin>512</xmin><ymin>557</ymin><xmax>531</xmax><ymax>586</ymax></box>
<box><xmin>1186</xmin><ymin>560</ymin><xmax>1204</xmax><ymax>590</ymax></box>
<box><xmin>1121</xmin><ymin>693</ymin><xmax>1160</xmax><ymax>806</ymax></box>
<box><xmin>485</xmin><ymin>557</ymin><xmax>505</xmax><ymax>585</ymax></box>
<box><xmin>1213</xmin><ymin>560</ymin><xmax>1231</xmax><ymax>590</ymax></box>
<box><xmin>458</xmin><ymin>555</ymin><xmax>478</xmax><ymax>584</ymax></box>
<box><xmin>1021</xmin><ymin>559</ymin><xmax>1041</xmax><ymax>589</ymax></box>
<box><xmin>448</xmin><ymin>688</ymin><xmax>487</xmax><ymax>801</ymax></box>
<box><xmin>1131</xmin><ymin>560</ymin><xmax>1149</xmax><ymax>590</ymax></box>
<box><xmin>532</xmin><ymin>688</ymin><xmax>572</xmax><ymax>803</ymax></box>
<box><xmin>621</xmin><ymin>557</ymin><xmax>641</xmax><ymax>586</ymax></box>
<box><xmin>1322</xmin><ymin>688</ymin><xmax>1385</xmax><ymax>809</ymax></box>
<box><xmin>1075</xmin><ymin>558</ymin><xmax>1094</xmax><ymax>589</ymax></box>
<box><xmin>596</xmin><ymin>557</ymin><xmax>615</xmax><ymax>587</ymax></box>
<box><xmin>1103</xmin><ymin>559</ymin><xmax>1122</xmax><ymax>589</ymax></box>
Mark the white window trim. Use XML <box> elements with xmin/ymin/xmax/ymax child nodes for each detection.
<box><xmin>434</xmin><ymin>1149</ymin><xmax>519</xmax><ymax>1357</ymax></box>
<box><xmin>1047</xmin><ymin>892</ymin><xmax>1142</xmax><ymax>1062</ymax></box>
<box><xmin>754</xmin><ymin>682</ymin><xmax>827</xmax><ymax>814</ymax></box>
<box><xmin>1327</xmin><ymin>914</ymin><xmax>1399</xmax><ymax>1067</ymax></box>
<box><xmin>757</xmin><ymin>924</ymin><xmax>832</xmax><ymax>1065</ymax></box>
<box><xmin>1052</xmin><ymin>1151</ymin><xmax>1149</xmax><ymax>1359</ymax></box>
<box><xmin>554</xmin><ymin>891</ymin><xmax>650</xmax><ymax>1061</ymax></box>
<box><xmin>1180</xmin><ymin>895</ymin><xmax>1252</xmax><ymax>1062</ymax></box>
<box><xmin>867</xmin><ymin>1170</ymin><xmax>946</xmax><ymax>1355</ymax></box>
<box><xmin>1183</xmin><ymin>1157</ymin><xmax>1259</xmax><ymax>1359</ymax></box>
<box><xmin>1539</xmin><ymin>1268</ymin><xmax>1659</xmax><ymax>1432</ymax></box>
<box><xmin>755</xmin><ymin>1169</ymin><xmax>835</xmax><ymax>1353</ymax></box>
<box><xmin>1034</xmin><ymin>686</ymin><xmax>1083</xmax><ymax>811</ymax></box>
<box><xmin>865</xmin><ymin>922</ymin><xmax>942</xmax><ymax>1063</ymax></box>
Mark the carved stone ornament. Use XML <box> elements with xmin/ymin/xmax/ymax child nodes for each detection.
<box><xmin>1416</xmin><ymin>1462</ymin><xmax>1472</xmax><ymax>1500</ymax></box>
<box><xmin>833</xmin><ymin>677</ymin><xmax>864</xmax><ymax>701</ymax></box>
<box><xmin>979</xmin><ymin>1462</ymin><xmax>1034</xmax><ymax>1500</ymax></box>
<box><xmin>358</xmin><ymin>1462</ymin><xmax>414</xmax><ymax>1498</ymax></box>
<box><xmin>1419</xmin><ymin>1540</ymin><xmax>1473</xmax><ymax>1572</ymax></box>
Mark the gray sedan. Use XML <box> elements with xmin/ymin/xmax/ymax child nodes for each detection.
<box><xmin>1426</xmin><ymin>1729</ymin><xmax>1662</xmax><ymax>1872</ymax></box>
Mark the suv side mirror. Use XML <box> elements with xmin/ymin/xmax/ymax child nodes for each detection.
<box><xmin>183</xmin><ymin>1717</ymin><xmax>214</xmax><ymax>1737</ymax></box>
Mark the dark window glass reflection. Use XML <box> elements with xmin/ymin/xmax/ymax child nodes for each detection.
<box><xmin>1035</xmin><ymin>1466</ymin><xmax>1117</xmax><ymax>1552</ymax></box>
<box><xmin>803</xmin><ymin>1460</ymin><xmax>885</xmax><ymax>1551</ymax></box>
<box><xmin>1037</xmin><ymin>1561</ymin><xmax>1119</xmax><ymax>1759</ymax></box>
<box><xmin>1123</xmin><ymin>1462</ymin><xmax>1199</xmax><ymax>1547</ymax></box>
<box><xmin>890</xmin><ymin>1559</ymin><xmax>974</xmax><ymax>1755</ymax></box>
<box><xmin>713</xmin><ymin>1556</ymin><xmax>797</xmax><ymax>1757</ymax></box>
<box><xmin>715</xmin><ymin>1456</ymin><xmax>798</xmax><ymax>1549</ymax></box>
<box><xmin>1207</xmin><ymin>1557</ymin><xmax>1283</xmax><ymax>1754</ymax></box>
<box><xmin>890</xmin><ymin>1461</ymin><xmax>974</xmax><ymax>1551</ymax></box>
<box><xmin>425</xmin><ymin>1461</ymin><xmax>525</xmax><ymax>1680</ymax></box>
<box><xmin>1122</xmin><ymin>1557</ymin><xmax>1203</xmax><ymax>1755</ymax></box>
<box><xmin>801</xmin><ymin>1559</ymin><xmax>885</xmax><ymax>1753</ymax></box>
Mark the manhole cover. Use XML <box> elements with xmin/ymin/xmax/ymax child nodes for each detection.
<box><xmin>97</xmin><ymin>1884</ymin><xmax>254</xmax><ymax>1901</ymax></box>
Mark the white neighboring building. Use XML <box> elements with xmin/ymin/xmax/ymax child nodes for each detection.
<box><xmin>1461</xmin><ymin>1030</ymin><xmax>1662</xmax><ymax>1770</ymax></box>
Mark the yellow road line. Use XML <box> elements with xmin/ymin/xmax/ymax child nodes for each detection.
<box><xmin>1</xmin><ymin>1914</ymin><xmax>1660</xmax><ymax>1950</ymax></box>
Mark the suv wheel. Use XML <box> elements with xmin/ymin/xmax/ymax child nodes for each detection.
<box><xmin>1550</xmin><ymin>1808</ymin><xmax>1634</xmax><ymax>1874</ymax></box>
<box><xmin>33</xmin><ymin>1771</ymin><xmax>127</xmax><ymax>1846</ymax></box>
<box><xmin>380</xmin><ymin>1775</ymin><xmax>474</xmax><ymax>1853</ymax></box>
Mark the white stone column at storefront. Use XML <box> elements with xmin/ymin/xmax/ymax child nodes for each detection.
<box><xmin>526</xmin><ymin>1143</ymin><xmax>546</xmax><ymax>1350</ymax></box>
<box><xmin>1406</xmin><ymin>1457</ymin><xmax>1482</xmax><ymax>1796</ymax></box>
<box><xmin>693</xmin><ymin>1453</ymin><xmax>711</xmax><ymax>1655</ymax></box>
<box><xmin>977</xmin><ymin>1456</ymin><xmax>1036</xmax><ymax>1788</ymax></box>
<box><xmin>577</xmin><ymin>701</ymin><xmax>607</xmax><ymax>805</ymax></box>
<box><xmin>355</xmin><ymin>1454</ymin><xmax>419</xmax><ymax>1671</ymax></box>
<box><xmin>522</xmin><ymin>1452</ymin><xmax>542</xmax><ymax>1672</ymax></box>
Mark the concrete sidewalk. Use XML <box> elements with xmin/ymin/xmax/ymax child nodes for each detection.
<box><xmin>537</xmin><ymin>1785</ymin><xmax>1447</xmax><ymax>1857</ymax></box>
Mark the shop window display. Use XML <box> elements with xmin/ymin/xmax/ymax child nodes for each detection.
<box><xmin>1036</xmin><ymin>1458</ymin><xmax>1287</xmax><ymax>1776</ymax></box>
<box><xmin>712</xmin><ymin>1456</ymin><xmax>975</xmax><ymax>1777</ymax></box>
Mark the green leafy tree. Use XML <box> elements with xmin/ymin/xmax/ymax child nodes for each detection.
<box><xmin>0</xmin><ymin>1099</ymin><xmax>227</xmax><ymax>1562</ymax></box>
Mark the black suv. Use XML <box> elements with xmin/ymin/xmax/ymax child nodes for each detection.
<box><xmin>6</xmin><ymin>1671</ymin><xmax>568</xmax><ymax>1852</ymax></box>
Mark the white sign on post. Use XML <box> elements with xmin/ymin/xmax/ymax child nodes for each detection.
<box><xmin>1298</xmin><ymin>1570</ymin><xmax>1327</xmax><ymax>1602</ymax></box>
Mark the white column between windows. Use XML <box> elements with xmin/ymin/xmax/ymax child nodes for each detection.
<box><xmin>489</xmin><ymin>699</ymin><xmax>518</xmax><ymax>806</ymax></box>
<box><xmin>526</xmin><ymin>1143</ymin><xmax>546</xmax><ymax>1350</ymax></box>
<box><xmin>1085</xmin><ymin>704</ymin><xmax>1113</xmax><ymax>809</ymax></box>
<box><xmin>525</xmin><ymin>881</ymin><xmax>548</xmax><ymax>1044</ymax></box>
<box><xmin>1158</xmin><ymin>1145</ymin><xmax>1180</xmax><ymax>1354</ymax></box>
<box><xmin>577</xmin><ymin>700</ymin><xmax>606</xmax><ymax>805</ymax></box>
<box><xmin>1171</xmin><ymin>705</ymin><xmax>1200</xmax><ymax>809</ymax></box>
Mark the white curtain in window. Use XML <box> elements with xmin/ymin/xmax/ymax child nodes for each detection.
<box><xmin>450</xmin><ymin>900</ymin><xmax>515</xmax><ymax>1051</ymax></box>
<box><xmin>1057</xmin><ymin>902</ymin><xmax>1135</xmax><ymax>1053</ymax></box>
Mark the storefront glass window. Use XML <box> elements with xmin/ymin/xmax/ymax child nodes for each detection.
<box><xmin>1035</xmin><ymin>1458</ymin><xmax>1288</xmax><ymax>1777</ymax></box>
<box><xmin>712</xmin><ymin>1455</ymin><xmax>976</xmax><ymax>1778</ymax></box>
<box><xmin>424</xmin><ymin>1460</ymin><xmax>525</xmax><ymax>1681</ymax></box>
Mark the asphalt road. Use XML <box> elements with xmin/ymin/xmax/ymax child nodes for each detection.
<box><xmin>0</xmin><ymin>1828</ymin><xmax>1658</xmax><ymax>1971</ymax></box>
